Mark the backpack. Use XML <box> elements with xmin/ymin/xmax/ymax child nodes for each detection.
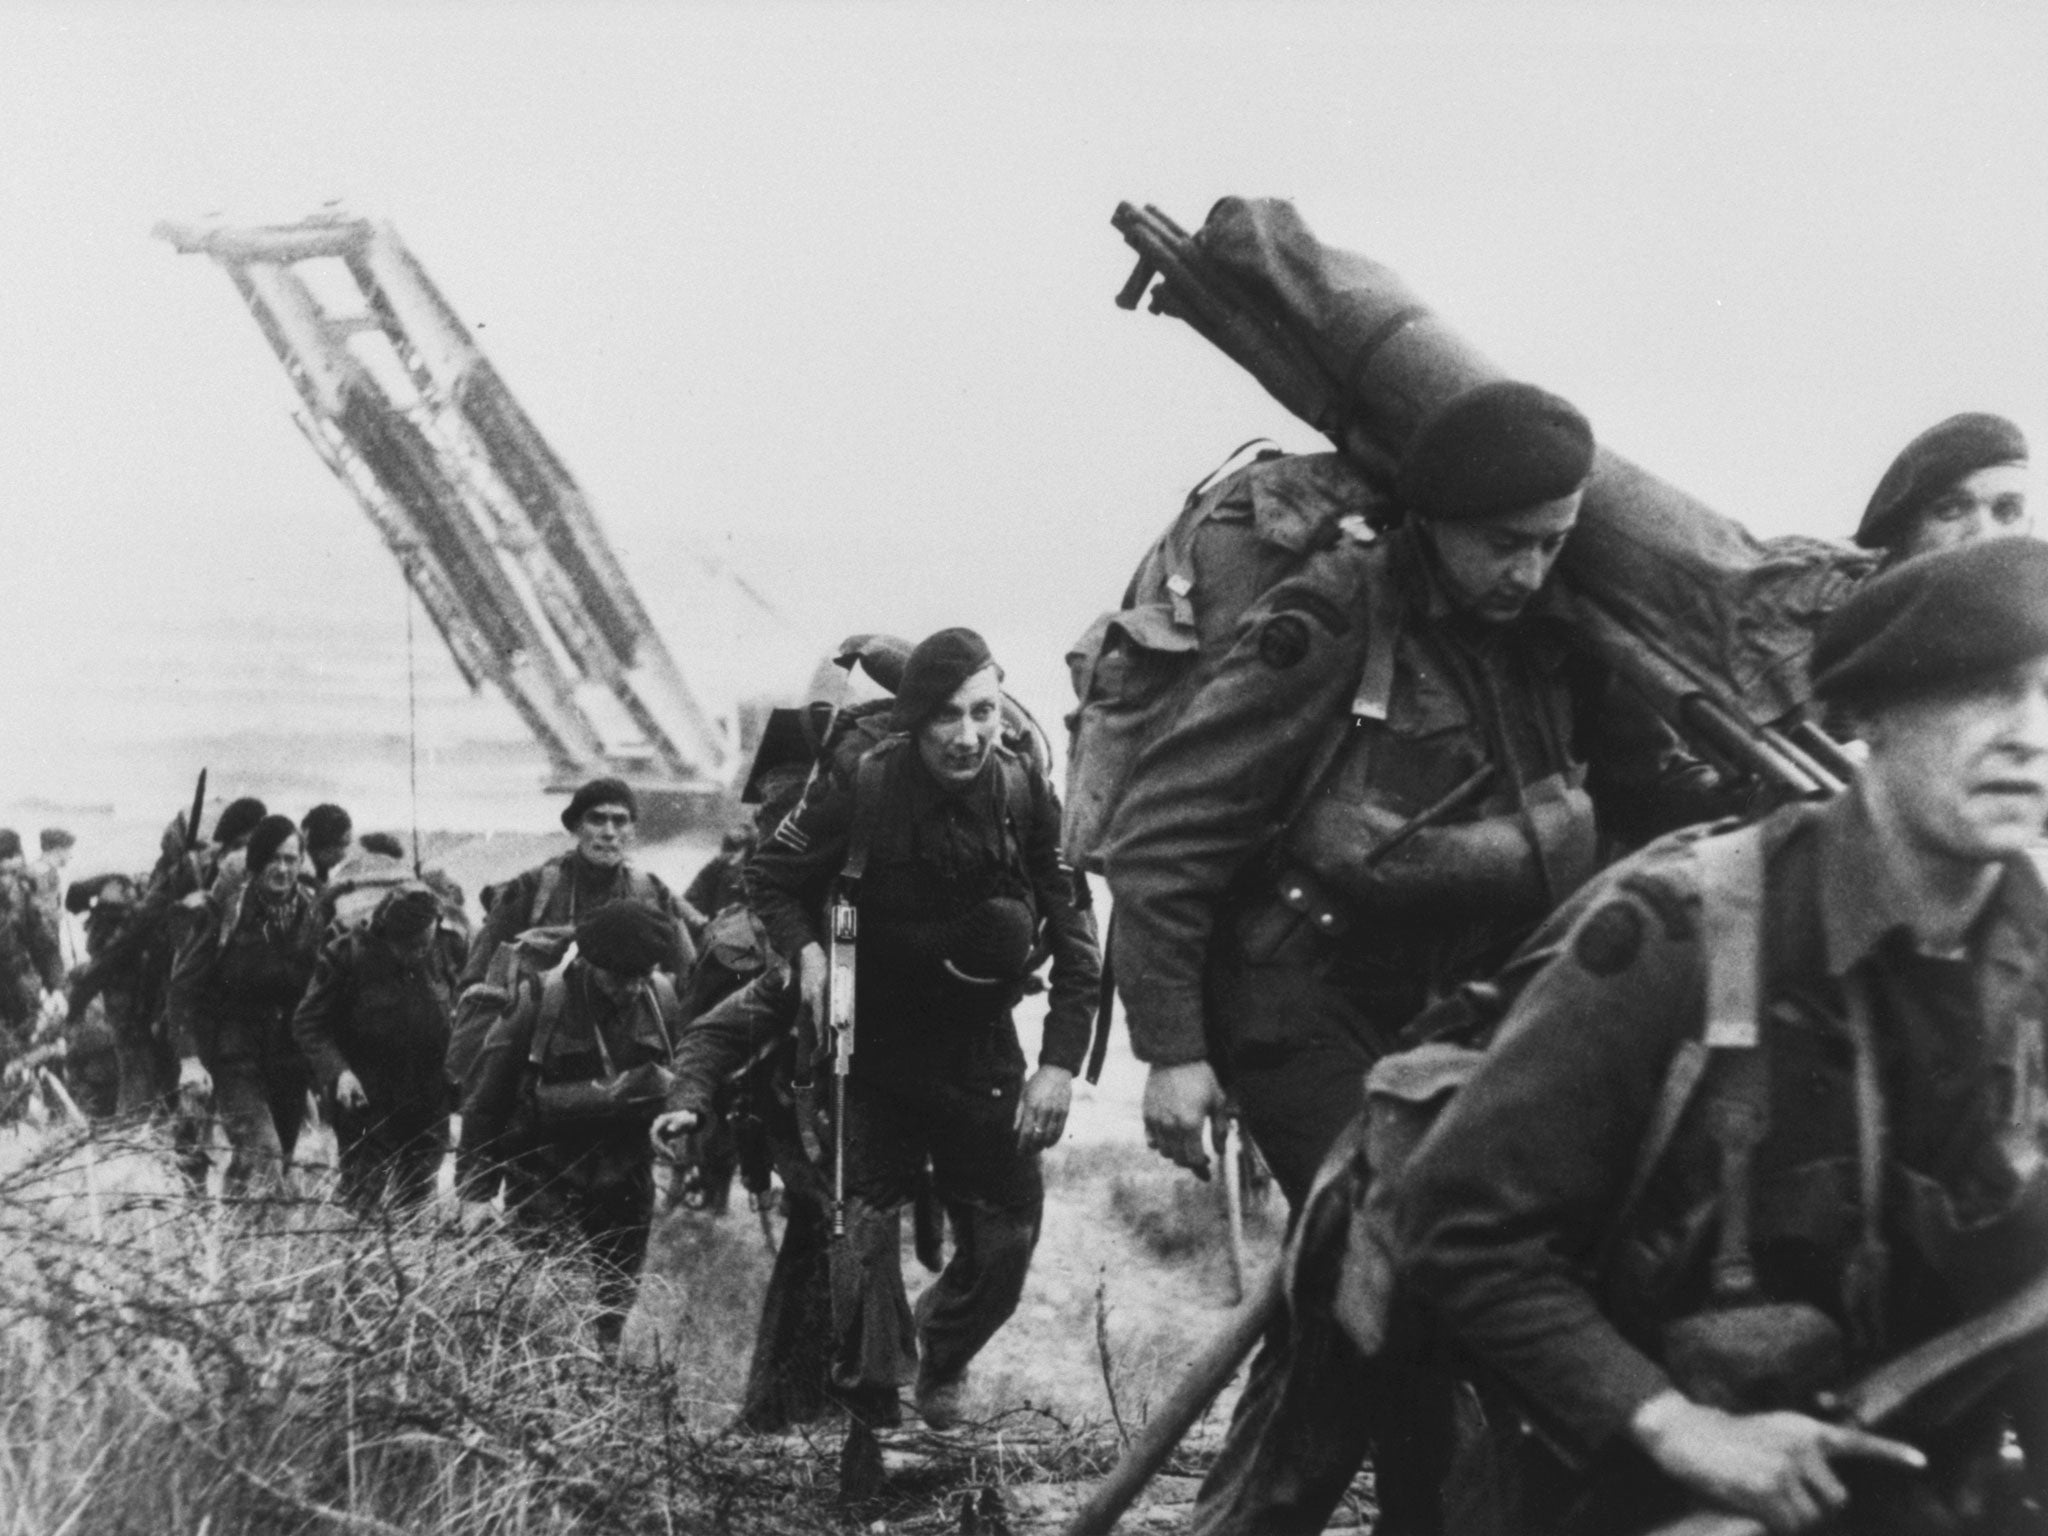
<box><xmin>1309</xmin><ymin>820</ymin><xmax>1774</xmax><ymax>1358</ymax></box>
<box><xmin>1060</xmin><ymin>446</ymin><xmax>1394</xmax><ymax>872</ymax></box>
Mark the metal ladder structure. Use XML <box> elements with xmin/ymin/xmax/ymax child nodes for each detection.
<box><xmin>156</xmin><ymin>210</ymin><xmax>734</xmax><ymax>815</ymax></box>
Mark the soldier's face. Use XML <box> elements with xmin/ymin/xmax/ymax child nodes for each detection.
<box><xmin>1424</xmin><ymin>493</ymin><xmax>1582</xmax><ymax>624</ymax></box>
<box><xmin>1894</xmin><ymin>463</ymin><xmax>2032</xmax><ymax>562</ymax></box>
<box><xmin>917</xmin><ymin>665</ymin><xmax>1004</xmax><ymax>785</ymax></box>
<box><xmin>575</xmin><ymin>805</ymin><xmax>634</xmax><ymax>868</ymax></box>
<box><xmin>1862</xmin><ymin>654</ymin><xmax>2048</xmax><ymax>862</ymax></box>
<box><xmin>308</xmin><ymin>838</ymin><xmax>350</xmax><ymax>877</ymax></box>
<box><xmin>257</xmin><ymin>834</ymin><xmax>302</xmax><ymax>896</ymax></box>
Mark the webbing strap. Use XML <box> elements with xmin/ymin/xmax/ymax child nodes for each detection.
<box><xmin>1351</xmin><ymin>544</ymin><xmax>1401</xmax><ymax>722</ymax></box>
<box><xmin>840</xmin><ymin>746</ymin><xmax>894</xmax><ymax>886</ymax></box>
<box><xmin>1699</xmin><ymin>824</ymin><xmax>1766</xmax><ymax>1050</ymax></box>
<box><xmin>1840</xmin><ymin>971</ymin><xmax>1892</xmax><ymax>1351</ymax></box>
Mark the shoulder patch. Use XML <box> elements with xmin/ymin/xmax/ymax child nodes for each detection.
<box><xmin>1617</xmin><ymin>871</ymin><xmax>1698</xmax><ymax>943</ymax></box>
<box><xmin>1257</xmin><ymin>613</ymin><xmax>1313</xmax><ymax>669</ymax></box>
<box><xmin>1573</xmin><ymin>899</ymin><xmax>1646</xmax><ymax>977</ymax></box>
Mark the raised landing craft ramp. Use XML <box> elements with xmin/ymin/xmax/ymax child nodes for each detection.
<box><xmin>156</xmin><ymin>212</ymin><xmax>734</xmax><ymax>826</ymax></box>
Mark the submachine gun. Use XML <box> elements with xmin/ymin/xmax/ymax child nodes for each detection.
<box><xmin>1110</xmin><ymin>198</ymin><xmax>1869</xmax><ymax>800</ymax></box>
<box><xmin>827</xmin><ymin>890</ymin><xmax>857</xmax><ymax>1238</ymax></box>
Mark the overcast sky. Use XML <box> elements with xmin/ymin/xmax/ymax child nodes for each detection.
<box><xmin>3</xmin><ymin>1</ymin><xmax>2046</xmax><ymax>836</ymax></box>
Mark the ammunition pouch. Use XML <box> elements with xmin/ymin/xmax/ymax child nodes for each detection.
<box><xmin>528</xmin><ymin>1061</ymin><xmax>675</xmax><ymax>1128</ymax></box>
<box><xmin>1660</xmin><ymin>1301</ymin><xmax>1845</xmax><ymax>1414</ymax></box>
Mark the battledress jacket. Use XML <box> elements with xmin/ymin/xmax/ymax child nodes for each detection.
<box><xmin>166</xmin><ymin>884</ymin><xmax>322</xmax><ymax>1066</ymax></box>
<box><xmin>292</xmin><ymin>924</ymin><xmax>457</xmax><ymax>1118</ymax></box>
<box><xmin>1107</xmin><ymin>513</ymin><xmax>1733</xmax><ymax>1069</ymax></box>
<box><xmin>745</xmin><ymin>738</ymin><xmax>1101</xmax><ymax>1087</ymax></box>
<box><xmin>1395</xmin><ymin>791</ymin><xmax>2048</xmax><ymax>1468</ymax></box>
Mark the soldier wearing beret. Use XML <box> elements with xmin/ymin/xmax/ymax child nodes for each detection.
<box><xmin>744</xmin><ymin>627</ymin><xmax>1101</xmax><ymax>1456</ymax></box>
<box><xmin>167</xmin><ymin>815</ymin><xmax>323</xmax><ymax>1194</ymax></box>
<box><xmin>293</xmin><ymin>882</ymin><xmax>458</xmax><ymax>1211</ymax></box>
<box><xmin>1396</xmin><ymin>537</ymin><xmax>2048</xmax><ymax>1533</ymax></box>
<box><xmin>457</xmin><ymin>901</ymin><xmax>687</xmax><ymax>1349</ymax></box>
<box><xmin>1108</xmin><ymin>382</ymin><xmax>1744</xmax><ymax>1534</ymax></box>
<box><xmin>458</xmin><ymin>776</ymin><xmax>697</xmax><ymax>991</ymax></box>
<box><xmin>1855</xmin><ymin>412</ymin><xmax>2033</xmax><ymax>568</ymax></box>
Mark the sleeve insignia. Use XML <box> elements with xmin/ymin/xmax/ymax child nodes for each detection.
<box><xmin>1257</xmin><ymin>612</ymin><xmax>1313</xmax><ymax>670</ymax></box>
<box><xmin>1572</xmin><ymin>899</ymin><xmax>1646</xmax><ymax>977</ymax></box>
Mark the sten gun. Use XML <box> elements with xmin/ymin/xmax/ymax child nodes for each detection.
<box><xmin>1112</xmin><ymin>199</ymin><xmax>1864</xmax><ymax>802</ymax></box>
<box><xmin>1645</xmin><ymin>1261</ymin><xmax>2048</xmax><ymax>1536</ymax></box>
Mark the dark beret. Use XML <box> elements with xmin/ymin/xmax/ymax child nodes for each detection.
<box><xmin>906</xmin><ymin>896</ymin><xmax>1039</xmax><ymax>984</ymax></box>
<box><xmin>891</xmin><ymin>627</ymin><xmax>1000</xmax><ymax>732</ymax></box>
<box><xmin>244</xmin><ymin>814</ymin><xmax>300</xmax><ymax>877</ymax></box>
<box><xmin>575</xmin><ymin>901</ymin><xmax>676</xmax><ymax>976</ymax></box>
<box><xmin>38</xmin><ymin>828</ymin><xmax>74</xmax><ymax>853</ymax></box>
<box><xmin>213</xmin><ymin>797</ymin><xmax>269</xmax><ymax>848</ymax></box>
<box><xmin>1399</xmin><ymin>381</ymin><xmax>1595</xmax><ymax>523</ymax></box>
<box><xmin>1811</xmin><ymin>536</ymin><xmax>2048</xmax><ymax>709</ymax></box>
<box><xmin>358</xmin><ymin>831</ymin><xmax>406</xmax><ymax>860</ymax></box>
<box><xmin>0</xmin><ymin>830</ymin><xmax>20</xmax><ymax>861</ymax></box>
<box><xmin>373</xmin><ymin>882</ymin><xmax>442</xmax><ymax>941</ymax></box>
<box><xmin>561</xmin><ymin>777</ymin><xmax>638</xmax><ymax>832</ymax></box>
<box><xmin>300</xmin><ymin>803</ymin><xmax>352</xmax><ymax>848</ymax></box>
<box><xmin>1854</xmin><ymin>413</ymin><xmax>2028</xmax><ymax>552</ymax></box>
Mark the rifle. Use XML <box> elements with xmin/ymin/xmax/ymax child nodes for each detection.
<box><xmin>185</xmin><ymin>768</ymin><xmax>208</xmax><ymax>856</ymax></box>
<box><xmin>1111</xmin><ymin>200</ymin><xmax>1857</xmax><ymax>802</ymax></box>
<box><xmin>827</xmin><ymin>891</ymin><xmax>858</xmax><ymax>1238</ymax></box>
<box><xmin>1644</xmin><ymin>1262</ymin><xmax>2048</xmax><ymax>1536</ymax></box>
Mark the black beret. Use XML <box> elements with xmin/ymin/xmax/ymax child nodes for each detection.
<box><xmin>373</xmin><ymin>882</ymin><xmax>442</xmax><ymax>940</ymax></box>
<box><xmin>38</xmin><ymin>828</ymin><xmax>74</xmax><ymax>853</ymax></box>
<box><xmin>1811</xmin><ymin>536</ymin><xmax>2048</xmax><ymax>709</ymax></box>
<box><xmin>1854</xmin><ymin>413</ymin><xmax>2028</xmax><ymax>552</ymax></box>
<box><xmin>575</xmin><ymin>901</ymin><xmax>675</xmax><ymax>976</ymax></box>
<box><xmin>244</xmin><ymin>814</ymin><xmax>300</xmax><ymax>877</ymax></box>
<box><xmin>0</xmin><ymin>830</ymin><xmax>20</xmax><ymax>861</ymax></box>
<box><xmin>300</xmin><ymin>803</ymin><xmax>352</xmax><ymax>848</ymax></box>
<box><xmin>907</xmin><ymin>896</ymin><xmax>1038</xmax><ymax>984</ymax></box>
<box><xmin>561</xmin><ymin>777</ymin><xmax>638</xmax><ymax>832</ymax></box>
<box><xmin>213</xmin><ymin>797</ymin><xmax>269</xmax><ymax>848</ymax></box>
<box><xmin>1399</xmin><ymin>381</ymin><xmax>1595</xmax><ymax>523</ymax></box>
<box><xmin>358</xmin><ymin>831</ymin><xmax>406</xmax><ymax>860</ymax></box>
<box><xmin>891</xmin><ymin>627</ymin><xmax>1000</xmax><ymax>732</ymax></box>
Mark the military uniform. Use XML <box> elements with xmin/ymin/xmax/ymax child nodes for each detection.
<box><xmin>1397</xmin><ymin>792</ymin><xmax>2048</xmax><ymax>1532</ymax></box>
<box><xmin>1108</xmin><ymin>452</ymin><xmax>1736</xmax><ymax>1533</ymax></box>
<box><xmin>0</xmin><ymin>865</ymin><xmax>61</xmax><ymax>1050</ymax></box>
<box><xmin>458</xmin><ymin>959</ymin><xmax>682</xmax><ymax>1344</ymax></box>
<box><xmin>668</xmin><ymin>966</ymin><xmax>869</xmax><ymax>1430</ymax></box>
<box><xmin>293</xmin><ymin>912</ymin><xmax>458</xmax><ymax>1210</ymax></box>
<box><xmin>166</xmin><ymin>881</ymin><xmax>322</xmax><ymax>1192</ymax></box>
<box><xmin>459</xmin><ymin>851</ymin><xmax>694</xmax><ymax>990</ymax></box>
<box><xmin>746</xmin><ymin>725</ymin><xmax>1100</xmax><ymax>1423</ymax></box>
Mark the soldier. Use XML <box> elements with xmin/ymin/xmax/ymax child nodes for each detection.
<box><xmin>683</xmin><ymin>823</ymin><xmax>756</xmax><ymax>935</ymax></box>
<box><xmin>293</xmin><ymin>883</ymin><xmax>455</xmax><ymax>1212</ymax></box>
<box><xmin>52</xmin><ymin>873</ymin><xmax>138</xmax><ymax>1117</ymax></box>
<box><xmin>653</xmin><ymin>965</ymin><xmax>848</xmax><ymax>1431</ymax></box>
<box><xmin>30</xmin><ymin>828</ymin><xmax>75</xmax><ymax>948</ymax></box>
<box><xmin>168</xmin><ymin>814</ymin><xmax>323</xmax><ymax>1195</ymax></box>
<box><xmin>0</xmin><ymin>828</ymin><xmax>63</xmax><ymax>1057</ymax></box>
<box><xmin>1852</xmin><ymin>413</ymin><xmax>2032</xmax><ymax>569</ymax></box>
<box><xmin>459</xmin><ymin>778</ymin><xmax>697</xmax><ymax>990</ymax></box>
<box><xmin>457</xmin><ymin>902</ymin><xmax>686</xmax><ymax>1351</ymax></box>
<box><xmin>745</xmin><ymin>627</ymin><xmax>1101</xmax><ymax>1448</ymax></box>
<box><xmin>298</xmin><ymin>804</ymin><xmax>354</xmax><ymax>893</ymax></box>
<box><xmin>1108</xmin><ymin>383</ymin><xmax>1742</xmax><ymax>1533</ymax></box>
<box><xmin>1397</xmin><ymin>537</ymin><xmax>2048</xmax><ymax>1534</ymax></box>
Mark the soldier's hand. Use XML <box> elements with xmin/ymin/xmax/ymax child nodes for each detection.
<box><xmin>650</xmin><ymin>1108</ymin><xmax>700</xmax><ymax>1156</ymax></box>
<box><xmin>177</xmin><ymin>1055</ymin><xmax>212</xmax><ymax>1099</ymax></box>
<box><xmin>333</xmin><ymin>1070</ymin><xmax>368</xmax><ymax>1111</ymax></box>
<box><xmin>1143</xmin><ymin>1060</ymin><xmax>1227</xmax><ymax>1180</ymax></box>
<box><xmin>1630</xmin><ymin>1389</ymin><xmax>1926</xmax><ymax>1532</ymax></box>
<box><xmin>795</xmin><ymin>941</ymin><xmax>829</xmax><ymax>1037</ymax></box>
<box><xmin>1014</xmin><ymin>1065</ymin><xmax>1073</xmax><ymax>1152</ymax></box>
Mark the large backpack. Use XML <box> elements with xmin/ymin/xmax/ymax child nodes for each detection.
<box><xmin>1060</xmin><ymin>446</ymin><xmax>1394</xmax><ymax>872</ymax></box>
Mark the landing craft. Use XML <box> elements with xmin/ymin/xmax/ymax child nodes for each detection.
<box><xmin>156</xmin><ymin>211</ymin><xmax>736</xmax><ymax>834</ymax></box>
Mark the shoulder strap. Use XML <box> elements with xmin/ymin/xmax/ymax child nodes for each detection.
<box><xmin>841</xmin><ymin>739</ymin><xmax>900</xmax><ymax>886</ymax></box>
<box><xmin>529</xmin><ymin>857</ymin><xmax>565</xmax><ymax>929</ymax></box>
<box><xmin>1601</xmin><ymin>823</ymin><xmax>1770</xmax><ymax>1270</ymax></box>
<box><xmin>1274</xmin><ymin>541</ymin><xmax>1404</xmax><ymax>840</ymax></box>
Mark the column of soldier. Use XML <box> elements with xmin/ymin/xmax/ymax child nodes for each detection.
<box><xmin>13</xmin><ymin>398</ymin><xmax>2048</xmax><ymax>1535</ymax></box>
